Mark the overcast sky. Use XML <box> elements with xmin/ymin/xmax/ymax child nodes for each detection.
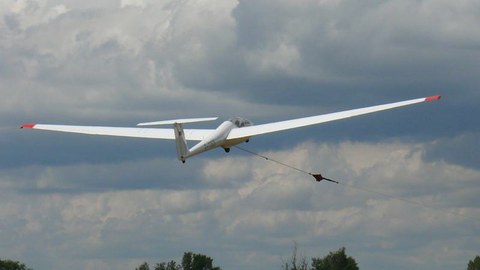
<box><xmin>1</xmin><ymin>0</ymin><xmax>479</xmax><ymax>269</ymax></box>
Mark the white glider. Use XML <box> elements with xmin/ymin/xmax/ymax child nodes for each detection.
<box><xmin>21</xmin><ymin>95</ymin><xmax>441</xmax><ymax>163</ymax></box>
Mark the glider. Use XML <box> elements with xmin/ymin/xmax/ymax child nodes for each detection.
<box><xmin>21</xmin><ymin>95</ymin><xmax>441</xmax><ymax>163</ymax></box>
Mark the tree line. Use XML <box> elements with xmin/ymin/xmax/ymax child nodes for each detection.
<box><xmin>1</xmin><ymin>251</ymin><xmax>479</xmax><ymax>270</ymax></box>
<box><xmin>134</xmin><ymin>247</ymin><xmax>358</xmax><ymax>270</ymax></box>
<box><xmin>281</xmin><ymin>246</ymin><xmax>358</xmax><ymax>270</ymax></box>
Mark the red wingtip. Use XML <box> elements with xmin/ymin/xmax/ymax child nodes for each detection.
<box><xmin>21</xmin><ymin>123</ymin><xmax>36</xmax><ymax>129</ymax></box>
<box><xmin>425</xmin><ymin>95</ymin><xmax>441</xmax><ymax>101</ymax></box>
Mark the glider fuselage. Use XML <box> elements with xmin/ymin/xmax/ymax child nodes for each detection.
<box><xmin>177</xmin><ymin>117</ymin><xmax>252</xmax><ymax>162</ymax></box>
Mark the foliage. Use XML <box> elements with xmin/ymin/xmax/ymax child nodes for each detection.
<box><xmin>134</xmin><ymin>252</ymin><xmax>221</xmax><ymax>270</ymax></box>
<box><xmin>135</xmin><ymin>262</ymin><xmax>150</xmax><ymax>270</ymax></box>
<box><xmin>282</xmin><ymin>245</ymin><xmax>358</xmax><ymax>270</ymax></box>
<box><xmin>0</xmin><ymin>259</ymin><xmax>32</xmax><ymax>270</ymax></box>
<box><xmin>182</xmin><ymin>252</ymin><xmax>221</xmax><ymax>270</ymax></box>
<box><xmin>467</xmin><ymin>256</ymin><xmax>480</xmax><ymax>270</ymax></box>
<box><xmin>311</xmin><ymin>247</ymin><xmax>358</xmax><ymax>270</ymax></box>
<box><xmin>154</xmin><ymin>260</ymin><xmax>181</xmax><ymax>270</ymax></box>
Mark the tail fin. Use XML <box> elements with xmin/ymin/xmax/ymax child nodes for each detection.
<box><xmin>174</xmin><ymin>123</ymin><xmax>189</xmax><ymax>163</ymax></box>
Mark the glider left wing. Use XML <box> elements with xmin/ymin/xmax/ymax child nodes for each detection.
<box><xmin>20</xmin><ymin>124</ymin><xmax>214</xmax><ymax>141</ymax></box>
<box><xmin>227</xmin><ymin>95</ymin><xmax>441</xmax><ymax>140</ymax></box>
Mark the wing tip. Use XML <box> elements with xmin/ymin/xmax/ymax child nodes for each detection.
<box><xmin>21</xmin><ymin>123</ymin><xmax>36</xmax><ymax>129</ymax></box>
<box><xmin>425</xmin><ymin>95</ymin><xmax>441</xmax><ymax>102</ymax></box>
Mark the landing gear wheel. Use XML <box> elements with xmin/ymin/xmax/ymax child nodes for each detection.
<box><xmin>224</xmin><ymin>148</ymin><xmax>230</xmax><ymax>153</ymax></box>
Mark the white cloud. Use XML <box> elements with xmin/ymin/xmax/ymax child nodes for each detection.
<box><xmin>120</xmin><ymin>0</ymin><xmax>146</xmax><ymax>9</ymax></box>
<box><xmin>0</xmin><ymin>0</ymin><xmax>243</xmax><ymax>123</ymax></box>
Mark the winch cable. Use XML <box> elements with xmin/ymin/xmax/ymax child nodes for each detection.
<box><xmin>233</xmin><ymin>145</ymin><xmax>338</xmax><ymax>183</ymax></box>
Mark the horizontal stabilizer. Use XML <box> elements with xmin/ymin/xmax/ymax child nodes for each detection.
<box><xmin>137</xmin><ymin>117</ymin><xmax>218</xmax><ymax>126</ymax></box>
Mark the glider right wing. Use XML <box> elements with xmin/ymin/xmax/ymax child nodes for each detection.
<box><xmin>227</xmin><ymin>95</ymin><xmax>441</xmax><ymax>140</ymax></box>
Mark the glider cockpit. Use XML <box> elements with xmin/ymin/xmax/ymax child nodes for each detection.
<box><xmin>229</xmin><ymin>117</ymin><xmax>253</xmax><ymax>128</ymax></box>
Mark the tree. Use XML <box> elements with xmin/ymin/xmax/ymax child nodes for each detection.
<box><xmin>181</xmin><ymin>252</ymin><xmax>221</xmax><ymax>270</ymax></box>
<box><xmin>311</xmin><ymin>247</ymin><xmax>358</xmax><ymax>270</ymax></box>
<box><xmin>154</xmin><ymin>261</ymin><xmax>181</xmax><ymax>270</ymax></box>
<box><xmin>467</xmin><ymin>255</ymin><xmax>480</xmax><ymax>270</ymax></box>
<box><xmin>281</xmin><ymin>242</ymin><xmax>308</xmax><ymax>270</ymax></box>
<box><xmin>135</xmin><ymin>262</ymin><xmax>150</xmax><ymax>270</ymax></box>
<box><xmin>182</xmin><ymin>252</ymin><xmax>193</xmax><ymax>270</ymax></box>
<box><xmin>0</xmin><ymin>259</ymin><xmax>32</xmax><ymax>270</ymax></box>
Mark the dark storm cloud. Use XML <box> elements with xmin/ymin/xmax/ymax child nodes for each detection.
<box><xmin>172</xmin><ymin>0</ymin><xmax>480</xmax><ymax>105</ymax></box>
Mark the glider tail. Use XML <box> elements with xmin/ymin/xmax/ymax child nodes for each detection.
<box><xmin>174</xmin><ymin>123</ymin><xmax>189</xmax><ymax>163</ymax></box>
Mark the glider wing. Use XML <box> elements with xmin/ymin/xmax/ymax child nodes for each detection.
<box><xmin>227</xmin><ymin>95</ymin><xmax>441</xmax><ymax>140</ymax></box>
<box><xmin>20</xmin><ymin>124</ymin><xmax>214</xmax><ymax>141</ymax></box>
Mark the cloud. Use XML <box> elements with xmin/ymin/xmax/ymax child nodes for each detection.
<box><xmin>1</xmin><ymin>0</ymin><xmax>242</xmax><ymax>124</ymax></box>
<box><xmin>4</xmin><ymin>0</ymin><xmax>479</xmax><ymax>117</ymax></box>
<box><xmin>0</xmin><ymin>155</ymin><xmax>211</xmax><ymax>194</ymax></box>
<box><xmin>424</xmin><ymin>132</ymin><xmax>480</xmax><ymax>170</ymax></box>
<box><xmin>228</xmin><ymin>0</ymin><xmax>480</xmax><ymax>100</ymax></box>
<box><xmin>2</xmin><ymin>0</ymin><xmax>478</xmax><ymax>139</ymax></box>
<box><xmin>1</xmin><ymin>141</ymin><xmax>478</xmax><ymax>270</ymax></box>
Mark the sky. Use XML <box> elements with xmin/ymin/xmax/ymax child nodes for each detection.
<box><xmin>1</xmin><ymin>0</ymin><xmax>479</xmax><ymax>269</ymax></box>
